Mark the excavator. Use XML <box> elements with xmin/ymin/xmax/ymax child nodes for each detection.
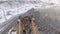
<box><xmin>17</xmin><ymin>15</ymin><xmax>39</xmax><ymax>34</ymax></box>
<box><xmin>8</xmin><ymin>15</ymin><xmax>60</xmax><ymax>34</ymax></box>
<box><xmin>8</xmin><ymin>15</ymin><xmax>39</xmax><ymax>34</ymax></box>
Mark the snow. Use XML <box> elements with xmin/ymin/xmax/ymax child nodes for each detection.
<box><xmin>0</xmin><ymin>18</ymin><xmax>5</xmax><ymax>24</ymax></box>
<box><xmin>0</xmin><ymin>15</ymin><xmax>12</xmax><ymax>25</ymax></box>
<box><xmin>0</xmin><ymin>0</ymin><xmax>60</xmax><ymax>23</ymax></box>
<box><xmin>0</xmin><ymin>0</ymin><xmax>60</xmax><ymax>25</ymax></box>
<box><xmin>0</xmin><ymin>3</ymin><xmax>34</xmax><ymax>24</ymax></box>
<box><xmin>0</xmin><ymin>0</ymin><xmax>60</xmax><ymax>34</ymax></box>
<box><xmin>8</xmin><ymin>27</ymin><xmax>17</xmax><ymax>34</ymax></box>
<box><xmin>6</xmin><ymin>15</ymin><xmax>12</xmax><ymax>19</ymax></box>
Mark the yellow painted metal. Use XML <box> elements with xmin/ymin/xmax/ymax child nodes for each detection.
<box><xmin>17</xmin><ymin>16</ymin><xmax>39</xmax><ymax>34</ymax></box>
<box><xmin>17</xmin><ymin>19</ymin><xmax>24</xmax><ymax>34</ymax></box>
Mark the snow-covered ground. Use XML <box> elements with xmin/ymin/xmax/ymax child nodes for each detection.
<box><xmin>0</xmin><ymin>3</ymin><xmax>34</xmax><ymax>23</ymax></box>
<box><xmin>0</xmin><ymin>0</ymin><xmax>60</xmax><ymax>34</ymax></box>
<box><xmin>0</xmin><ymin>0</ymin><xmax>60</xmax><ymax>26</ymax></box>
